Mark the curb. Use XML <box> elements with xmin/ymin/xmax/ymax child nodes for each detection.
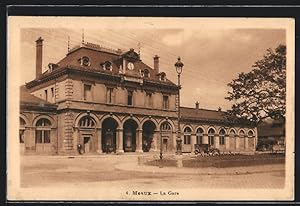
<box><xmin>114</xmin><ymin>162</ymin><xmax>285</xmax><ymax>175</ymax></box>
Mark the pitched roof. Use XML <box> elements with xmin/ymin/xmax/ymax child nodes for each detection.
<box><xmin>180</xmin><ymin>107</ymin><xmax>227</xmax><ymax>122</ymax></box>
<box><xmin>20</xmin><ymin>85</ymin><xmax>57</xmax><ymax>111</ymax></box>
<box><xmin>27</xmin><ymin>44</ymin><xmax>176</xmax><ymax>88</ymax></box>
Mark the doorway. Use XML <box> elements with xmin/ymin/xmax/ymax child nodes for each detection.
<box><xmin>123</xmin><ymin>119</ymin><xmax>138</xmax><ymax>152</ymax></box>
<box><xmin>160</xmin><ymin>121</ymin><xmax>172</xmax><ymax>152</ymax></box>
<box><xmin>102</xmin><ymin>117</ymin><xmax>118</xmax><ymax>153</ymax></box>
<box><xmin>163</xmin><ymin>138</ymin><xmax>168</xmax><ymax>152</ymax></box>
<box><xmin>142</xmin><ymin>120</ymin><xmax>156</xmax><ymax>152</ymax></box>
<box><xmin>83</xmin><ymin>136</ymin><xmax>91</xmax><ymax>153</ymax></box>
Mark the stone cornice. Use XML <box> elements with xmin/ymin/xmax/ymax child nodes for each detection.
<box><xmin>26</xmin><ymin>66</ymin><xmax>178</xmax><ymax>94</ymax></box>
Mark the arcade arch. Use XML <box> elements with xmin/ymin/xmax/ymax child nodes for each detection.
<box><xmin>239</xmin><ymin>130</ymin><xmax>246</xmax><ymax>149</ymax></box>
<box><xmin>160</xmin><ymin>121</ymin><xmax>172</xmax><ymax>153</ymax></box>
<box><xmin>142</xmin><ymin>120</ymin><xmax>156</xmax><ymax>152</ymax></box>
<box><xmin>219</xmin><ymin>129</ymin><xmax>226</xmax><ymax>146</ymax></box>
<box><xmin>123</xmin><ymin>119</ymin><xmax>139</xmax><ymax>152</ymax></box>
<box><xmin>196</xmin><ymin>127</ymin><xmax>204</xmax><ymax>145</ymax></box>
<box><xmin>208</xmin><ymin>128</ymin><xmax>215</xmax><ymax>146</ymax></box>
<box><xmin>229</xmin><ymin>129</ymin><xmax>236</xmax><ymax>149</ymax></box>
<box><xmin>102</xmin><ymin>117</ymin><xmax>119</xmax><ymax>153</ymax></box>
<box><xmin>77</xmin><ymin>115</ymin><xmax>97</xmax><ymax>153</ymax></box>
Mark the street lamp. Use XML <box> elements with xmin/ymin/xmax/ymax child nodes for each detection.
<box><xmin>175</xmin><ymin>57</ymin><xmax>184</xmax><ymax>155</ymax></box>
<box><xmin>159</xmin><ymin>130</ymin><xmax>163</xmax><ymax>168</ymax></box>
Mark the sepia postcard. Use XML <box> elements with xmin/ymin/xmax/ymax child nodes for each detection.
<box><xmin>7</xmin><ymin>16</ymin><xmax>295</xmax><ymax>201</ymax></box>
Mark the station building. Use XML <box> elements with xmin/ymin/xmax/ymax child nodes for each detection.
<box><xmin>19</xmin><ymin>37</ymin><xmax>257</xmax><ymax>155</ymax></box>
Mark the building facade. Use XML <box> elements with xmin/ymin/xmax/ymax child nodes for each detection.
<box><xmin>19</xmin><ymin>37</ymin><xmax>257</xmax><ymax>155</ymax></box>
<box><xmin>257</xmin><ymin>120</ymin><xmax>285</xmax><ymax>151</ymax></box>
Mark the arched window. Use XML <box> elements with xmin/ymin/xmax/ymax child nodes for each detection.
<box><xmin>36</xmin><ymin>118</ymin><xmax>51</xmax><ymax>126</ymax></box>
<box><xmin>219</xmin><ymin>129</ymin><xmax>226</xmax><ymax>145</ymax></box>
<box><xmin>79</xmin><ymin>116</ymin><xmax>95</xmax><ymax>128</ymax></box>
<box><xmin>208</xmin><ymin>128</ymin><xmax>215</xmax><ymax>146</ymax></box>
<box><xmin>19</xmin><ymin>117</ymin><xmax>26</xmax><ymax>143</ymax></box>
<box><xmin>35</xmin><ymin>118</ymin><xmax>51</xmax><ymax>144</ymax></box>
<box><xmin>248</xmin><ymin>130</ymin><xmax>254</xmax><ymax>138</ymax></box>
<box><xmin>160</xmin><ymin>122</ymin><xmax>171</xmax><ymax>131</ymax></box>
<box><xmin>239</xmin><ymin>130</ymin><xmax>245</xmax><ymax>138</ymax></box>
<box><xmin>248</xmin><ymin>130</ymin><xmax>255</xmax><ymax>149</ymax></box>
<box><xmin>196</xmin><ymin>128</ymin><xmax>204</xmax><ymax>144</ymax></box>
<box><xmin>239</xmin><ymin>130</ymin><xmax>246</xmax><ymax>148</ymax></box>
<box><xmin>230</xmin><ymin>129</ymin><xmax>235</xmax><ymax>136</ymax></box>
<box><xmin>183</xmin><ymin>127</ymin><xmax>192</xmax><ymax>145</ymax></box>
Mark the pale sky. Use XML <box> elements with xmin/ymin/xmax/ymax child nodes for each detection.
<box><xmin>19</xmin><ymin>24</ymin><xmax>285</xmax><ymax>110</ymax></box>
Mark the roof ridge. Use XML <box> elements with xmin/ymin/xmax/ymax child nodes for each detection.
<box><xmin>180</xmin><ymin>106</ymin><xmax>225</xmax><ymax>112</ymax></box>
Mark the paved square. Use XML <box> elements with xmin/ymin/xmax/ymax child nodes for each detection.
<box><xmin>21</xmin><ymin>155</ymin><xmax>285</xmax><ymax>189</ymax></box>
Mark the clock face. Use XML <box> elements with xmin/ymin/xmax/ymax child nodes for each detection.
<box><xmin>127</xmin><ymin>62</ymin><xmax>134</xmax><ymax>70</ymax></box>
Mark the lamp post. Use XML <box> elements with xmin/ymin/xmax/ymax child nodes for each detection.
<box><xmin>175</xmin><ymin>57</ymin><xmax>184</xmax><ymax>155</ymax></box>
<box><xmin>159</xmin><ymin>130</ymin><xmax>163</xmax><ymax>168</ymax></box>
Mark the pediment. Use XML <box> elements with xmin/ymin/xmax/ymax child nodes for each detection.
<box><xmin>122</xmin><ymin>48</ymin><xmax>140</xmax><ymax>61</ymax></box>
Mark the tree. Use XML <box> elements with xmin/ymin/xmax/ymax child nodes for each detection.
<box><xmin>225</xmin><ymin>44</ymin><xmax>286</xmax><ymax>125</ymax></box>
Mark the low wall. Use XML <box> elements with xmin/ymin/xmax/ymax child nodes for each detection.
<box><xmin>141</xmin><ymin>154</ymin><xmax>285</xmax><ymax>168</ymax></box>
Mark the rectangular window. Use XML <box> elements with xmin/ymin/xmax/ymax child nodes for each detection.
<box><xmin>197</xmin><ymin>135</ymin><xmax>202</xmax><ymax>144</ymax></box>
<box><xmin>84</xmin><ymin>84</ymin><xmax>92</xmax><ymax>101</ymax></box>
<box><xmin>51</xmin><ymin>87</ymin><xmax>54</xmax><ymax>102</ymax></box>
<box><xmin>128</xmin><ymin>91</ymin><xmax>133</xmax><ymax>105</ymax></box>
<box><xmin>219</xmin><ymin>136</ymin><xmax>225</xmax><ymax>145</ymax></box>
<box><xmin>184</xmin><ymin>135</ymin><xmax>191</xmax><ymax>144</ymax></box>
<box><xmin>145</xmin><ymin>93</ymin><xmax>153</xmax><ymax>107</ymax></box>
<box><xmin>44</xmin><ymin>130</ymin><xmax>51</xmax><ymax>143</ymax></box>
<box><xmin>106</xmin><ymin>88</ymin><xmax>114</xmax><ymax>103</ymax></box>
<box><xmin>35</xmin><ymin>130</ymin><xmax>43</xmax><ymax>143</ymax></box>
<box><xmin>163</xmin><ymin>95</ymin><xmax>169</xmax><ymax>109</ymax></box>
<box><xmin>44</xmin><ymin>90</ymin><xmax>48</xmax><ymax>101</ymax></box>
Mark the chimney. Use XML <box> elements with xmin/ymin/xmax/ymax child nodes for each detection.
<box><xmin>195</xmin><ymin>101</ymin><xmax>199</xmax><ymax>109</ymax></box>
<box><xmin>35</xmin><ymin>37</ymin><xmax>44</xmax><ymax>78</ymax></box>
<box><xmin>154</xmin><ymin>55</ymin><xmax>159</xmax><ymax>73</ymax></box>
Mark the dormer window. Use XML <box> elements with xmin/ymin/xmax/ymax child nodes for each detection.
<box><xmin>160</xmin><ymin>72</ymin><xmax>166</xmax><ymax>81</ymax></box>
<box><xmin>101</xmin><ymin>61</ymin><xmax>113</xmax><ymax>72</ymax></box>
<box><xmin>104</xmin><ymin>61</ymin><xmax>112</xmax><ymax>71</ymax></box>
<box><xmin>79</xmin><ymin>56</ymin><xmax>90</xmax><ymax>66</ymax></box>
<box><xmin>144</xmin><ymin>69</ymin><xmax>150</xmax><ymax>78</ymax></box>
<box><xmin>48</xmin><ymin>63</ymin><xmax>58</xmax><ymax>72</ymax></box>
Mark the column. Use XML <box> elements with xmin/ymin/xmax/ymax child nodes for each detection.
<box><xmin>136</xmin><ymin>129</ymin><xmax>143</xmax><ymax>153</ymax></box>
<box><xmin>191</xmin><ymin>133</ymin><xmax>196</xmax><ymax>153</ymax></box>
<box><xmin>117</xmin><ymin>128</ymin><xmax>124</xmax><ymax>154</ymax></box>
<box><xmin>96</xmin><ymin>128</ymin><xmax>103</xmax><ymax>154</ymax></box>
<box><xmin>225</xmin><ymin>134</ymin><xmax>230</xmax><ymax>150</ymax></box>
<box><xmin>150</xmin><ymin>130</ymin><xmax>159</xmax><ymax>152</ymax></box>
<box><xmin>235</xmin><ymin>134</ymin><xmax>239</xmax><ymax>151</ymax></box>
<box><xmin>245</xmin><ymin>136</ymin><xmax>249</xmax><ymax>150</ymax></box>
<box><xmin>215</xmin><ymin>134</ymin><xmax>219</xmax><ymax>149</ymax></box>
<box><xmin>73</xmin><ymin>129</ymin><xmax>78</xmax><ymax>151</ymax></box>
<box><xmin>24</xmin><ymin>128</ymin><xmax>31</xmax><ymax>152</ymax></box>
<box><xmin>173</xmin><ymin>132</ymin><xmax>177</xmax><ymax>151</ymax></box>
<box><xmin>203</xmin><ymin>134</ymin><xmax>208</xmax><ymax>144</ymax></box>
<box><xmin>29</xmin><ymin>127</ymin><xmax>36</xmax><ymax>152</ymax></box>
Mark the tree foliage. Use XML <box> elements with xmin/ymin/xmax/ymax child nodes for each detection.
<box><xmin>226</xmin><ymin>44</ymin><xmax>286</xmax><ymax>125</ymax></box>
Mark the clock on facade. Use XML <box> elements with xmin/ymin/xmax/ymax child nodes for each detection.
<box><xmin>127</xmin><ymin>62</ymin><xmax>134</xmax><ymax>70</ymax></box>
